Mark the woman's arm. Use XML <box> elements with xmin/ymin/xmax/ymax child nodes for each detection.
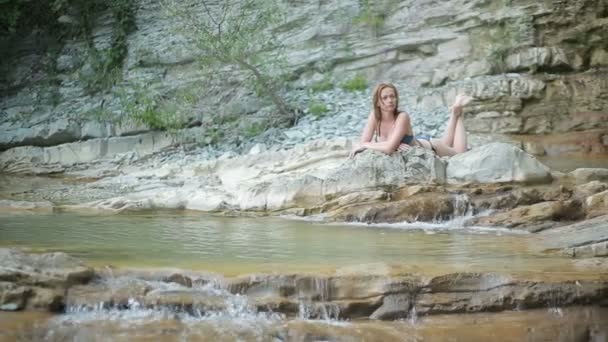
<box><xmin>361</xmin><ymin>112</ymin><xmax>410</xmax><ymax>155</ymax></box>
<box><xmin>360</xmin><ymin>110</ymin><xmax>375</xmax><ymax>143</ymax></box>
<box><xmin>350</xmin><ymin>111</ymin><xmax>376</xmax><ymax>158</ymax></box>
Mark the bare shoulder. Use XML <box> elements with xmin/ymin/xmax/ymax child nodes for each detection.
<box><xmin>366</xmin><ymin>110</ymin><xmax>376</xmax><ymax>122</ymax></box>
<box><xmin>397</xmin><ymin>111</ymin><xmax>411</xmax><ymax>121</ymax></box>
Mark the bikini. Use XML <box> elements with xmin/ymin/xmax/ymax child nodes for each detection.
<box><xmin>376</xmin><ymin>113</ymin><xmax>437</xmax><ymax>154</ymax></box>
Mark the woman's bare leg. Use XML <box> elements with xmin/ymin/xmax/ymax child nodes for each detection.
<box><xmin>440</xmin><ymin>107</ymin><xmax>459</xmax><ymax>147</ymax></box>
<box><xmin>442</xmin><ymin>95</ymin><xmax>472</xmax><ymax>146</ymax></box>
<box><xmin>453</xmin><ymin>115</ymin><xmax>468</xmax><ymax>153</ymax></box>
<box><xmin>428</xmin><ymin>139</ymin><xmax>458</xmax><ymax>157</ymax></box>
<box><xmin>430</xmin><ymin>94</ymin><xmax>472</xmax><ymax>156</ymax></box>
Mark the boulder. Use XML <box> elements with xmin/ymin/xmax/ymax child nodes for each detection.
<box><xmin>467</xmin><ymin>200</ymin><xmax>584</xmax><ymax>232</ymax></box>
<box><xmin>569</xmin><ymin>168</ymin><xmax>608</xmax><ymax>185</ymax></box>
<box><xmin>323</xmin><ymin>147</ymin><xmax>446</xmax><ymax>197</ymax></box>
<box><xmin>0</xmin><ymin>249</ymin><xmax>94</xmax><ymax>288</ymax></box>
<box><xmin>536</xmin><ymin>215</ymin><xmax>608</xmax><ymax>258</ymax></box>
<box><xmin>447</xmin><ymin>143</ymin><xmax>552</xmax><ymax>184</ymax></box>
<box><xmin>0</xmin><ymin>249</ymin><xmax>94</xmax><ymax>312</ymax></box>
<box><xmin>584</xmin><ymin>190</ymin><xmax>608</xmax><ymax>219</ymax></box>
<box><xmin>573</xmin><ymin>181</ymin><xmax>608</xmax><ymax>199</ymax></box>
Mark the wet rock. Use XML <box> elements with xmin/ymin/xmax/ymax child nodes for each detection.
<box><xmin>537</xmin><ymin>215</ymin><xmax>608</xmax><ymax>258</ymax></box>
<box><xmin>0</xmin><ymin>249</ymin><xmax>94</xmax><ymax>312</ymax></box>
<box><xmin>329</xmin><ymin>193</ymin><xmax>454</xmax><ymax>223</ymax></box>
<box><xmin>0</xmin><ymin>248</ymin><xmax>94</xmax><ymax>287</ymax></box>
<box><xmin>370</xmin><ymin>294</ymin><xmax>413</xmax><ymax>320</ymax></box>
<box><xmin>0</xmin><ymin>282</ymin><xmax>30</xmax><ymax>311</ymax></box>
<box><xmin>66</xmin><ymin>280</ymin><xmax>151</xmax><ymax>310</ymax></box>
<box><xmin>314</xmin><ymin>190</ymin><xmax>389</xmax><ymax>213</ymax></box>
<box><xmin>164</xmin><ymin>273</ymin><xmax>193</xmax><ymax>288</ymax></box>
<box><xmin>0</xmin><ymin>200</ymin><xmax>54</xmax><ymax>212</ymax></box>
<box><xmin>143</xmin><ymin>288</ymin><xmax>234</xmax><ymax>313</ymax></box>
<box><xmin>225</xmin><ymin>274</ymin><xmax>298</xmax><ymax>298</ymax></box>
<box><xmin>26</xmin><ymin>288</ymin><xmax>64</xmax><ymax>312</ymax></box>
<box><xmin>415</xmin><ymin>281</ymin><xmax>608</xmax><ymax>316</ymax></box>
<box><xmin>470</xmin><ymin>186</ymin><xmax>572</xmax><ymax>213</ymax></box>
<box><xmin>253</xmin><ymin>297</ymin><xmax>299</xmax><ymax>315</ymax></box>
<box><xmin>329</xmin><ymin>275</ymin><xmax>420</xmax><ymax>301</ymax></box>
<box><xmin>426</xmin><ymin>273</ymin><xmax>514</xmax><ymax>292</ymax></box>
<box><xmin>468</xmin><ymin>200</ymin><xmax>584</xmax><ymax>231</ymax></box>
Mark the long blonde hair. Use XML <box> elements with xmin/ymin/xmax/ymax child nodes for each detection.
<box><xmin>372</xmin><ymin>83</ymin><xmax>400</xmax><ymax>138</ymax></box>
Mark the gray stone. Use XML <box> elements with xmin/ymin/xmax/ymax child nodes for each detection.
<box><xmin>0</xmin><ymin>132</ymin><xmax>175</xmax><ymax>174</ymax></box>
<box><xmin>590</xmin><ymin>48</ymin><xmax>608</xmax><ymax>67</ymax></box>
<box><xmin>370</xmin><ymin>294</ymin><xmax>412</xmax><ymax>320</ymax></box>
<box><xmin>446</xmin><ymin>143</ymin><xmax>552</xmax><ymax>184</ymax></box>
<box><xmin>537</xmin><ymin>215</ymin><xmax>608</xmax><ymax>257</ymax></box>
<box><xmin>569</xmin><ymin>168</ymin><xmax>608</xmax><ymax>185</ymax></box>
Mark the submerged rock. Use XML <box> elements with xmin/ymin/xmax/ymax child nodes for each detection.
<box><xmin>0</xmin><ymin>200</ymin><xmax>54</xmax><ymax>212</ymax></box>
<box><xmin>0</xmin><ymin>249</ymin><xmax>94</xmax><ymax>312</ymax></box>
<box><xmin>537</xmin><ymin>215</ymin><xmax>608</xmax><ymax>258</ymax></box>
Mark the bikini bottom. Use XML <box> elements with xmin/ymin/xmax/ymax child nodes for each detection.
<box><xmin>414</xmin><ymin>135</ymin><xmax>438</xmax><ymax>154</ymax></box>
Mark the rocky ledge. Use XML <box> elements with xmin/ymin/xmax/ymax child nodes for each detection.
<box><xmin>2</xmin><ymin>140</ymin><xmax>607</xmax><ymax>257</ymax></box>
<box><xmin>1</xmin><ymin>248</ymin><xmax>606</xmax><ymax>321</ymax></box>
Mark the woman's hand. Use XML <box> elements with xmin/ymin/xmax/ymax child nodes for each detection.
<box><xmin>349</xmin><ymin>144</ymin><xmax>366</xmax><ymax>159</ymax></box>
<box><xmin>397</xmin><ymin>143</ymin><xmax>410</xmax><ymax>152</ymax></box>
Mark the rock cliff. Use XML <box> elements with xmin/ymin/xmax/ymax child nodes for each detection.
<box><xmin>1</xmin><ymin>0</ymin><xmax>606</xmax><ymax>161</ymax></box>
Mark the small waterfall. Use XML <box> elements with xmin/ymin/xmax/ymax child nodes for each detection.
<box><xmin>296</xmin><ymin>277</ymin><xmax>340</xmax><ymax>321</ymax></box>
<box><xmin>297</xmin><ymin>300</ymin><xmax>340</xmax><ymax>321</ymax></box>
<box><xmin>449</xmin><ymin>193</ymin><xmax>474</xmax><ymax>224</ymax></box>
<box><xmin>408</xmin><ymin>305</ymin><xmax>418</xmax><ymax>325</ymax></box>
<box><xmin>62</xmin><ymin>275</ymin><xmax>280</xmax><ymax>322</ymax></box>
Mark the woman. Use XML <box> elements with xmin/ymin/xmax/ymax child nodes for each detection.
<box><xmin>349</xmin><ymin>83</ymin><xmax>473</xmax><ymax>158</ymax></box>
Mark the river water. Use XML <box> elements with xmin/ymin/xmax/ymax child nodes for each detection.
<box><xmin>1</xmin><ymin>171</ymin><xmax>607</xmax><ymax>341</ymax></box>
<box><xmin>0</xmin><ymin>211</ymin><xmax>591</xmax><ymax>278</ymax></box>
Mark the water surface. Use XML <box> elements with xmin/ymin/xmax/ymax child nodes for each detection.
<box><xmin>0</xmin><ymin>211</ymin><xmax>590</xmax><ymax>278</ymax></box>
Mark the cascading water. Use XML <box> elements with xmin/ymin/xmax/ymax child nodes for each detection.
<box><xmin>446</xmin><ymin>193</ymin><xmax>475</xmax><ymax>225</ymax></box>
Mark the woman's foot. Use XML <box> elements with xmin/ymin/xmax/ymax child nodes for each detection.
<box><xmin>450</xmin><ymin>94</ymin><xmax>474</xmax><ymax>118</ymax></box>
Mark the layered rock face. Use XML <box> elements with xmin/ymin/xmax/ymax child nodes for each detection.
<box><xmin>1</xmin><ymin>0</ymin><xmax>606</xmax><ymax>159</ymax></box>
<box><xmin>2</xmin><ymin>248</ymin><xmax>607</xmax><ymax>322</ymax></box>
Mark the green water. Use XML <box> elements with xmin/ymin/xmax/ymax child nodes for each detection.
<box><xmin>0</xmin><ymin>211</ymin><xmax>585</xmax><ymax>277</ymax></box>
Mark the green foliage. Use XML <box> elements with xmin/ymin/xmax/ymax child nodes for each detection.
<box><xmin>341</xmin><ymin>74</ymin><xmax>368</xmax><ymax>92</ymax></box>
<box><xmin>308</xmin><ymin>101</ymin><xmax>329</xmax><ymax>119</ymax></box>
<box><xmin>122</xmin><ymin>85</ymin><xmax>192</xmax><ymax>131</ymax></box>
<box><xmin>353</xmin><ymin>11</ymin><xmax>385</xmax><ymax>34</ymax></box>
<box><xmin>310</xmin><ymin>79</ymin><xmax>333</xmax><ymax>93</ymax></box>
<box><xmin>0</xmin><ymin>0</ymin><xmax>21</xmax><ymax>34</ymax></box>
<box><xmin>85</xmin><ymin>106</ymin><xmax>117</xmax><ymax>124</ymax></box>
<box><xmin>81</xmin><ymin>1</ymin><xmax>136</xmax><ymax>93</ymax></box>
<box><xmin>243</xmin><ymin>121</ymin><xmax>265</xmax><ymax>138</ymax></box>
<box><xmin>86</xmin><ymin>83</ymin><xmax>197</xmax><ymax>132</ymax></box>
<box><xmin>478</xmin><ymin>20</ymin><xmax>525</xmax><ymax>73</ymax></box>
<box><xmin>163</xmin><ymin>0</ymin><xmax>294</xmax><ymax>123</ymax></box>
<box><xmin>0</xmin><ymin>0</ymin><xmax>135</xmax><ymax>94</ymax></box>
<box><xmin>352</xmin><ymin>0</ymin><xmax>397</xmax><ymax>35</ymax></box>
<box><xmin>202</xmin><ymin>127</ymin><xmax>224</xmax><ymax>145</ymax></box>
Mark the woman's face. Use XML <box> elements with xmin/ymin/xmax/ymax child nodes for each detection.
<box><xmin>378</xmin><ymin>87</ymin><xmax>396</xmax><ymax>111</ymax></box>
